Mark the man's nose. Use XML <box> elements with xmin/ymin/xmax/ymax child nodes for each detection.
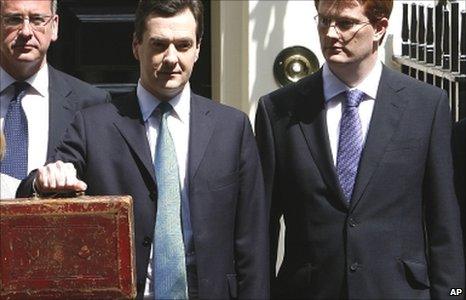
<box><xmin>18</xmin><ymin>20</ymin><xmax>34</xmax><ymax>37</ymax></box>
<box><xmin>325</xmin><ymin>22</ymin><xmax>340</xmax><ymax>39</ymax></box>
<box><xmin>163</xmin><ymin>44</ymin><xmax>178</xmax><ymax>65</ymax></box>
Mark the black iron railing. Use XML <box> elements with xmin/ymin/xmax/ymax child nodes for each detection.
<box><xmin>393</xmin><ymin>2</ymin><xmax>466</xmax><ymax>122</ymax></box>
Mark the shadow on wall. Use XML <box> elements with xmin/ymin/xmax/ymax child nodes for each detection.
<box><xmin>249</xmin><ymin>1</ymin><xmax>289</xmax><ymax>122</ymax></box>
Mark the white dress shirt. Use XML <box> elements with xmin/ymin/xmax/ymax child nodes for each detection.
<box><xmin>323</xmin><ymin>61</ymin><xmax>383</xmax><ymax>165</ymax></box>
<box><xmin>0</xmin><ymin>65</ymin><xmax>49</xmax><ymax>198</ymax></box>
<box><xmin>137</xmin><ymin>81</ymin><xmax>191</xmax><ymax>298</ymax></box>
<box><xmin>0</xmin><ymin>173</ymin><xmax>21</xmax><ymax>199</ymax></box>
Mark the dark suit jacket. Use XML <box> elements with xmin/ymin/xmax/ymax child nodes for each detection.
<box><xmin>46</xmin><ymin>65</ymin><xmax>110</xmax><ymax>157</ymax></box>
<box><xmin>255</xmin><ymin>66</ymin><xmax>464</xmax><ymax>299</ymax></box>
<box><xmin>452</xmin><ymin>118</ymin><xmax>466</xmax><ymax>288</ymax></box>
<box><xmin>19</xmin><ymin>92</ymin><xmax>268</xmax><ymax>299</ymax></box>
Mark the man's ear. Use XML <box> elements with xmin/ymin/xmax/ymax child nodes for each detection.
<box><xmin>51</xmin><ymin>14</ymin><xmax>59</xmax><ymax>42</ymax></box>
<box><xmin>195</xmin><ymin>39</ymin><xmax>202</xmax><ymax>62</ymax></box>
<box><xmin>373</xmin><ymin>17</ymin><xmax>388</xmax><ymax>43</ymax></box>
<box><xmin>132</xmin><ymin>33</ymin><xmax>140</xmax><ymax>61</ymax></box>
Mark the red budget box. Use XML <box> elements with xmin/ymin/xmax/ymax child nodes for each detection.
<box><xmin>0</xmin><ymin>196</ymin><xmax>136</xmax><ymax>299</ymax></box>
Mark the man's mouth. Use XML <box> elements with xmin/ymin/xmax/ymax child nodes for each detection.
<box><xmin>325</xmin><ymin>46</ymin><xmax>343</xmax><ymax>53</ymax></box>
<box><xmin>159</xmin><ymin>71</ymin><xmax>181</xmax><ymax>76</ymax></box>
<box><xmin>13</xmin><ymin>44</ymin><xmax>36</xmax><ymax>50</ymax></box>
<box><xmin>326</xmin><ymin>44</ymin><xmax>343</xmax><ymax>50</ymax></box>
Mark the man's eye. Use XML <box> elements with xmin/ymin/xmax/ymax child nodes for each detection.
<box><xmin>177</xmin><ymin>42</ymin><xmax>192</xmax><ymax>51</ymax></box>
<box><xmin>5</xmin><ymin>16</ymin><xmax>23</xmax><ymax>25</ymax></box>
<box><xmin>337</xmin><ymin>20</ymin><xmax>354</xmax><ymax>30</ymax></box>
<box><xmin>319</xmin><ymin>17</ymin><xmax>331</xmax><ymax>26</ymax></box>
<box><xmin>30</xmin><ymin>16</ymin><xmax>46</xmax><ymax>25</ymax></box>
<box><xmin>151</xmin><ymin>42</ymin><xmax>166</xmax><ymax>49</ymax></box>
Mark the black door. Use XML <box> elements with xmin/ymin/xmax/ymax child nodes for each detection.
<box><xmin>48</xmin><ymin>0</ymin><xmax>211</xmax><ymax>98</ymax></box>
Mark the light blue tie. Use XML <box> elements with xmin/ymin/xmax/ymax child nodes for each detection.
<box><xmin>0</xmin><ymin>82</ymin><xmax>29</xmax><ymax>179</ymax></box>
<box><xmin>336</xmin><ymin>89</ymin><xmax>365</xmax><ymax>203</ymax></box>
<box><xmin>153</xmin><ymin>102</ymin><xmax>188</xmax><ymax>299</ymax></box>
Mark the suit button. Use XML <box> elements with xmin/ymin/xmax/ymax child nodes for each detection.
<box><xmin>348</xmin><ymin>217</ymin><xmax>358</xmax><ymax>227</ymax></box>
<box><xmin>350</xmin><ymin>262</ymin><xmax>359</xmax><ymax>272</ymax></box>
<box><xmin>142</xmin><ymin>236</ymin><xmax>152</xmax><ymax>247</ymax></box>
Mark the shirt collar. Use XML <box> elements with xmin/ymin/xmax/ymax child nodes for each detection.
<box><xmin>0</xmin><ymin>64</ymin><xmax>49</xmax><ymax>97</ymax></box>
<box><xmin>322</xmin><ymin>61</ymin><xmax>383</xmax><ymax>102</ymax></box>
<box><xmin>137</xmin><ymin>81</ymin><xmax>191</xmax><ymax>123</ymax></box>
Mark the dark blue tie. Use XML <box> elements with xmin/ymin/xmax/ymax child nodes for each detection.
<box><xmin>153</xmin><ymin>102</ymin><xmax>188</xmax><ymax>299</ymax></box>
<box><xmin>336</xmin><ymin>89</ymin><xmax>365</xmax><ymax>203</ymax></box>
<box><xmin>0</xmin><ymin>82</ymin><xmax>29</xmax><ymax>179</ymax></box>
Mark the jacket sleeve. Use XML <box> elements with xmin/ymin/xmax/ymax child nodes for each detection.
<box><xmin>424</xmin><ymin>92</ymin><xmax>465</xmax><ymax>299</ymax></box>
<box><xmin>255</xmin><ymin>97</ymin><xmax>284</xmax><ymax>297</ymax></box>
<box><xmin>16</xmin><ymin>111</ymin><xmax>88</xmax><ymax>197</ymax></box>
<box><xmin>235</xmin><ymin>113</ymin><xmax>270</xmax><ymax>299</ymax></box>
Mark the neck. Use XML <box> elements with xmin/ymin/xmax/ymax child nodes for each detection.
<box><xmin>327</xmin><ymin>54</ymin><xmax>378</xmax><ymax>87</ymax></box>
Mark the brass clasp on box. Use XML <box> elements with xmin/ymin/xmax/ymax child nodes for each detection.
<box><xmin>274</xmin><ymin>46</ymin><xmax>320</xmax><ymax>86</ymax></box>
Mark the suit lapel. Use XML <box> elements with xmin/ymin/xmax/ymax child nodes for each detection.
<box><xmin>47</xmin><ymin>66</ymin><xmax>74</xmax><ymax>157</ymax></box>
<box><xmin>113</xmin><ymin>93</ymin><xmax>156</xmax><ymax>184</ymax></box>
<box><xmin>295</xmin><ymin>71</ymin><xmax>347</xmax><ymax>208</ymax></box>
<box><xmin>188</xmin><ymin>94</ymin><xmax>215</xmax><ymax>181</ymax></box>
<box><xmin>350</xmin><ymin>67</ymin><xmax>407</xmax><ymax>211</ymax></box>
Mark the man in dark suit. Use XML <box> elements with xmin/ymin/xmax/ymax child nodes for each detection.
<box><xmin>0</xmin><ymin>0</ymin><xmax>109</xmax><ymax>198</ymax></box>
<box><xmin>18</xmin><ymin>0</ymin><xmax>268</xmax><ymax>299</ymax></box>
<box><xmin>255</xmin><ymin>0</ymin><xmax>464</xmax><ymax>299</ymax></box>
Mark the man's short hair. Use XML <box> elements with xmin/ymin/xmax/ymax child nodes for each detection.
<box><xmin>134</xmin><ymin>0</ymin><xmax>204</xmax><ymax>45</ymax></box>
<box><xmin>314</xmin><ymin>0</ymin><xmax>393</xmax><ymax>23</ymax></box>
<box><xmin>52</xmin><ymin>0</ymin><xmax>57</xmax><ymax>15</ymax></box>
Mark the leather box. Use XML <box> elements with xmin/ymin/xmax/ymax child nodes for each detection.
<box><xmin>0</xmin><ymin>196</ymin><xmax>136</xmax><ymax>299</ymax></box>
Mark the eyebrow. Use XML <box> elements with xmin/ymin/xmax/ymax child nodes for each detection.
<box><xmin>149</xmin><ymin>35</ymin><xmax>194</xmax><ymax>41</ymax></box>
<box><xmin>149</xmin><ymin>36</ymin><xmax>168</xmax><ymax>42</ymax></box>
<box><xmin>319</xmin><ymin>13</ymin><xmax>360</xmax><ymax>21</ymax></box>
<box><xmin>2</xmin><ymin>13</ymin><xmax>52</xmax><ymax>17</ymax></box>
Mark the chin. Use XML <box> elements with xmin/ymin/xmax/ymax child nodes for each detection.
<box><xmin>326</xmin><ymin>56</ymin><xmax>350</xmax><ymax>65</ymax></box>
<box><xmin>14</xmin><ymin>53</ymin><xmax>41</xmax><ymax>63</ymax></box>
<box><xmin>164</xmin><ymin>78</ymin><xmax>186</xmax><ymax>88</ymax></box>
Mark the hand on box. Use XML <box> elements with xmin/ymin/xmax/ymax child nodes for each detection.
<box><xmin>34</xmin><ymin>160</ymin><xmax>87</xmax><ymax>193</ymax></box>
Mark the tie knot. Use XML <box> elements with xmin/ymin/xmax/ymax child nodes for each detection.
<box><xmin>13</xmin><ymin>81</ymin><xmax>29</xmax><ymax>101</ymax></box>
<box><xmin>345</xmin><ymin>89</ymin><xmax>365</xmax><ymax>108</ymax></box>
<box><xmin>158</xmin><ymin>101</ymin><xmax>173</xmax><ymax>115</ymax></box>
